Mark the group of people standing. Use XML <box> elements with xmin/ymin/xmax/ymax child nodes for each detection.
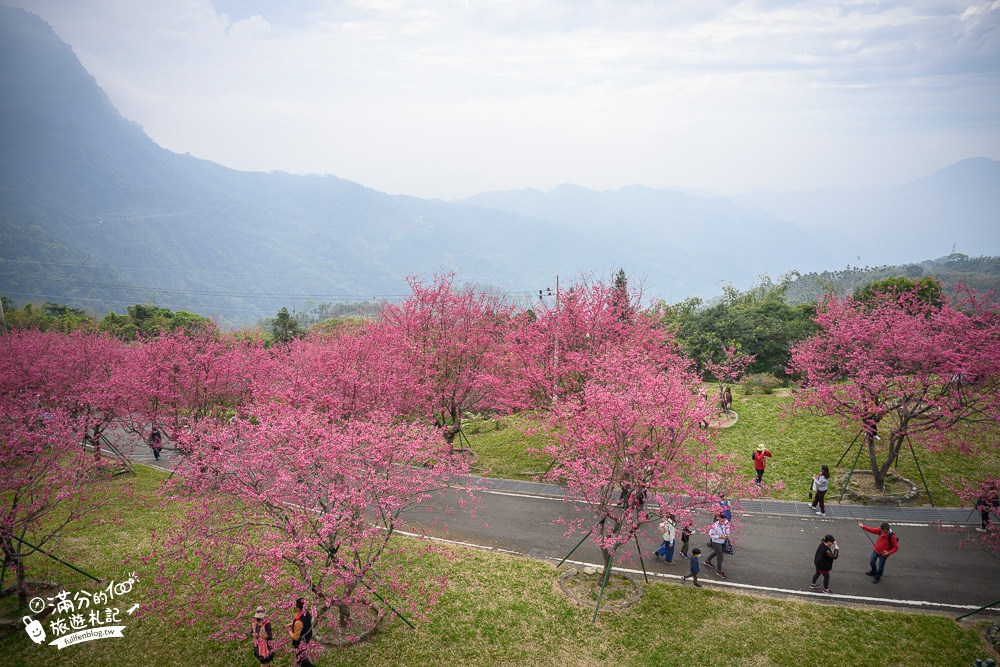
<box><xmin>250</xmin><ymin>597</ymin><xmax>316</xmax><ymax>667</ymax></box>
<box><xmin>666</xmin><ymin>513</ymin><xmax>901</xmax><ymax>593</ymax></box>
<box><xmin>653</xmin><ymin>473</ymin><xmax>902</xmax><ymax>594</ymax></box>
<box><xmin>748</xmin><ymin>443</ymin><xmax>831</xmax><ymax>518</ymax></box>
<box><xmin>658</xmin><ymin>509</ymin><xmax>732</xmax><ymax>581</ymax></box>
<box><xmin>810</xmin><ymin>521</ymin><xmax>900</xmax><ymax>593</ymax></box>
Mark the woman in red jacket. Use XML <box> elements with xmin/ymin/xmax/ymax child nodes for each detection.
<box><xmin>752</xmin><ymin>444</ymin><xmax>772</xmax><ymax>485</ymax></box>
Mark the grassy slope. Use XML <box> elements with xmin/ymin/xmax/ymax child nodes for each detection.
<box><xmin>466</xmin><ymin>392</ymin><xmax>1000</xmax><ymax>507</ymax></box>
<box><xmin>1</xmin><ymin>437</ymin><xmax>995</xmax><ymax>665</ymax></box>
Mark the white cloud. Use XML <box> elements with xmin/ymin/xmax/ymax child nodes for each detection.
<box><xmin>227</xmin><ymin>14</ymin><xmax>271</xmax><ymax>39</ymax></box>
<box><xmin>6</xmin><ymin>0</ymin><xmax>999</xmax><ymax>198</ymax></box>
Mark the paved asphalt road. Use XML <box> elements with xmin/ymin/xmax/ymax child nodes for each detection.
<box><xmin>128</xmin><ymin>444</ymin><xmax>1000</xmax><ymax>617</ymax></box>
<box><xmin>397</xmin><ymin>484</ymin><xmax>1000</xmax><ymax>617</ymax></box>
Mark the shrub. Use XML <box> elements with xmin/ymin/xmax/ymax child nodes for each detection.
<box><xmin>741</xmin><ymin>373</ymin><xmax>783</xmax><ymax>395</ymax></box>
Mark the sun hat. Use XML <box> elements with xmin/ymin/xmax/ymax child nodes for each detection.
<box><xmin>756</xmin><ymin>444</ymin><xmax>767</xmax><ymax>452</ymax></box>
<box><xmin>254</xmin><ymin>606</ymin><xmax>266</xmax><ymax>619</ymax></box>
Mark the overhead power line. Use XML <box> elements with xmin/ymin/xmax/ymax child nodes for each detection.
<box><xmin>2</xmin><ymin>277</ymin><xmax>540</xmax><ymax>305</ymax></box>
<box><xmin>0</xmin><ymin>291</ymin><xmax>267</xmax><ymax>316</ymax></box>
<box><xmin>2</xmin><ymin>276</ymin><xmax>408</xmax><ymax>301</ymax></box>
<box><xmin>0</xmin><ymin>258</ymin><xmax>360</xmax><ymax>278</ymax></box>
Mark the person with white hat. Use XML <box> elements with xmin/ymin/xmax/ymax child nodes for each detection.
<box><xmin>752</xmin><ymin>443</ymin><xmax>772</xmax><ymax>485</ymax></box>
<box><xmin>251</xmin><ymin>606</ymin><xmax>274</xmax><ymax>665</ymax></box>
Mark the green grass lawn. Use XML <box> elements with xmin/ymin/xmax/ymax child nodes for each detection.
<box><xmin>466</xmin><ymin>392</ymin><xmax>1000</xmax><ymax>507</ymax></box>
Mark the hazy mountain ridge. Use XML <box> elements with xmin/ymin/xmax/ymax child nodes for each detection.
<box><xmin>460</xmin><ymin>184</ymin><xmax>838</xmax><ymax>300</ymax></box>
<box><xmin>731</xmin><ymin>158</ymin><xmax>1000</xmax><ymax>265</ymax></box>
<box><xmin>0</xmin><ymin>6</ymin><xmax>575</xmax><ymax>321</ymax></box>
<box><xmin>1</xmin><ymin>5</ymin><xmax>997</xmax><ymax>324</ymax></box>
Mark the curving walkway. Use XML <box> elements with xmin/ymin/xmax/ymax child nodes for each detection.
<box><xmin>466</xmin><ymin>475</ymin><xmax>980</xmax><ymax>523</ymax></box>
<box><xmin>129</xmin><ymin>445</ymin><xmax>999</xmax><ymax>616</ymax></box>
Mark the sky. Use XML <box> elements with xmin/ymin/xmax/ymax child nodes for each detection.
<box><xmin>6</xmin><ymin>0</ymin><xmax>1000</xmax><ymax>200</ymax></box>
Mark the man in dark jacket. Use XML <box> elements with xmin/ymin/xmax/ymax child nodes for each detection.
<box><xmin>859</xmin><ymin>522</ymin><xmax>899</xmax><ymax>583</ymax></box>
<box><xmin>810</xmin><ymin>534</ymin><xmax>839</xmax><ymax>593</ymax></box>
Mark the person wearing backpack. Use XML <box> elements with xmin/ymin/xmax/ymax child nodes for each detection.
<box><xmin>859</xmin><ymin>522</ymin><xmax>899</xmax><ymax>584</ymax></box>
<box><xmin>976</xmin><ymin>482</ymin><xmax>999</xmax><ymax>533</ymax></box>
<box><xmin>286</xmin><ymin>597</ymin><xmax>315</xmax><ymax>667</ymax></box>
<box><xmin>655</xmin><ymin>515</ymin><xmax>677</xmax><ymax>564</ymax></box>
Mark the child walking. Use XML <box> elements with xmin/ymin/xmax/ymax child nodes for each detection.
<box><xmin>681</xmin><ymin>547</ymin><xmax>703</xmax><ymax>587</ymax></box>
<box><xmin>680</xmin><ymin>522</ymin><xmax>694</xmax><ymax>559</ymax></box>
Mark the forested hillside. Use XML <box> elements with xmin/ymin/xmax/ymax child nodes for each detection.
<box><xmin>783</xmin><ymin>254</ymin><xmax>1000</xmax><ymax>305</ymax></box>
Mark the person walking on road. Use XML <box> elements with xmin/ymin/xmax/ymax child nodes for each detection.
<box><xmin>752</xmin><ymin>444</ymin><xmax>772</xmax><ymax>485</ymax></box>
<box><xmin>148</xmin><ymin>426</ymin><xmax>163</xmax><ymax>461</ymax></box>
<box><xmin>703</xmin><ymin>513</ymin><xmax>731</xmax><ymax>578</ymax></box>
<box><xmin>717</xmin><ymin>493</ymin><xmax>732</xmax><ymax>521</ymax></box>
<box><xmin>977</xmin><ymin>483</ymin><xmax>999</xmax><ymax>533</ymax></box>
<box><xmin>679</xmin><ymin>521</ymin><xmax>694</xmax><ymax>559</ymax></box>
<box><xmin>859</xmin><ymin>522</ymin><xmax>899</xmax><ymax>583</ymax></box>
<box><xmin>810</xmin><ymin>534</ymin><xmax>839</xmax><ymax>593</ymax></box>
<box><xmin>681</xmin><ymin>547</ymin><xmax>703</xmax><ymax>587</ymax></box>
<box><xmin>656</xmin><ymin>515</ymin><xmax>677</xmax><ymax>564</ymax></box>
<box><xmin>810</xmin><ymin>465</ymin><xmax>830</xmax><ymax>516</ymax></box>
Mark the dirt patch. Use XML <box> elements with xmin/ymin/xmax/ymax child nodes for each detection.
<box><xmin>836</xmin><ymin>470</ymin><xmax>921</xmax><ymax>505</ymax></box>
<box><xmin>557</xmin><ymin>568</ymin><xmax>642</xmax><ymax>612</ymax></box>
<box><xmin>706</xmin><ymin>411</ymin><xmax>738</xmax><ymax>429</ymax></box>
<box><xmin>315</xmin><ymin>602</ymin><xmax>384</xmax><ymax>646</ymax></box>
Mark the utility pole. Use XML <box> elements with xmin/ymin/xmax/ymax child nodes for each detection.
<box><xmin>537</xmin><ymin>276</ymin><xmax>561</xmax><ymax>401</ymax></box>
<box><xmin>553</xmin><ymin>275</ymin><xmax>559</xmax><ymax>402</ymax></box>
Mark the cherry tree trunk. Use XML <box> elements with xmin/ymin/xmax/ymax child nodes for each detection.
<box><xmin>2</xmin><ymin>536</ymin><xmax>29</xmax><ymax>608</ymax></box>
<box><xmin>866</xmin><ymin>433</ymin><xmax>906</xmax><ymax>492</ymax></box>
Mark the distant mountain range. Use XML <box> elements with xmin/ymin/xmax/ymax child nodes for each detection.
<box><xmin>1</xmin><ymin>5</ymin><xmax>998</xmax><ymax>324</ymax></box>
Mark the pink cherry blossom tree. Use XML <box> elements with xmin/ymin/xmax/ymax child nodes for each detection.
<box><xmin>113</xmin><ymin>328</ymin><xmax>273</xmax><ymax>451</ymax></box>
<box><xmin>380</xmin><ymin>273</ymin><xmax>521</xmax><ymax>448</ymax></box>
<box><xmin>148</xmin><ymin>402</ymin><xmax>471</xmax><ymax>647</ymax></box>
<box><xmin>273</xmin><ymin>321</ymin><xmax>419</xmax><ymax>420</ymax></box>
<box><xmin>789</xmin><ymin>288</ymin><xmax>1000</xmax><ymax>492</ymax></box>
<box><xmin>137</xmin><ymin>321</ymin><xmax>475</xmax><ymax>648</ymax></box>
<box><xmin>946</xmin><ymin>475</ymin><xmax>1000</xmax><ymax>559</ymax></box>
<box><xmin>0</xmin><ymin>331</ymin><xmax>122</xmax><ymax>606</ymax></box>
<box><xmin>543</xmin><ymin>345</ymin><xmax>742</xmax><ymax>585</ymax></box>
<box><xmin>509</xmin><ymin>275</ymin><xmax>679</xmax><ymax>407</ymax></box>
